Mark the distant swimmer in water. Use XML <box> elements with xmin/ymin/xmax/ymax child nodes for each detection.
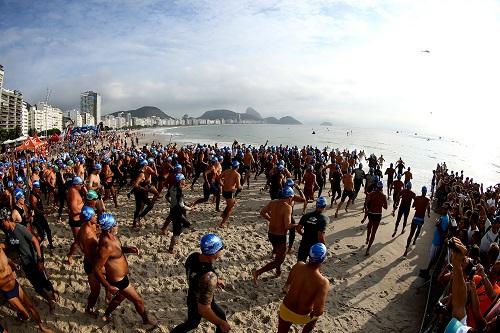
<box><xmin>312</xmin><ymin>131</ymin><xmax>316</xmax><ymax>135</ymax></box>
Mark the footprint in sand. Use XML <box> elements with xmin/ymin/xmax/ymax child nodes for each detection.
<box><xmin>346</xmin><ymin>244</ymin><xmax>357</xmax><ymax>249</ymax></box>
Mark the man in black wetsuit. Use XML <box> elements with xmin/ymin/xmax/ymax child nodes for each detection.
<box><xmin>30</xmin><ymin>180</ymin><xmax>54</xmax><ymax>249</ymax></box>
<box><xmin>171</xmin><ymin>233</ymin><xmax>230</xmax><ymax>333</ymax></box>
<box><xmin>296</xmin><ymin>197</ymin><xmax>327</xmax><ymax>262</ymax></box>
<box><xmin>0</xmin><ymin>208</ymin><xmax>58</xmax><ymax>312</ymax></box>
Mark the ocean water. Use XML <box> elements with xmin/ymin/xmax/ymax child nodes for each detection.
<box><xmin>148</xmin><ymin>124</ymin><xmax>499</xmax><ymax>190</ymax></box>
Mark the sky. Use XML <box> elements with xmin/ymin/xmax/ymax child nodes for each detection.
<box><xmin>1</xmin><ymin>0</ymin><xmax>499</xmax><ymax>140</ymax></box>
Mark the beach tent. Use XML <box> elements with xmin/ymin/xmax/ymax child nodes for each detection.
<box><xmin>15</xmin><ymin>136</ymin><xmax>46</xmax><ymax>151</ymax></box>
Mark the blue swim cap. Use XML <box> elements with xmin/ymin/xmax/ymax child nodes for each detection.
<box><xmin>217</xmin><ymin>156</ymin><xmax>223</xmax><ymax>162</ymax></box>
<box><xmin>348</xmin><ymin>167</ymin><xmax>352</xmax><ymax>173</ymax></box>
<box><xmin>232</xmin><ymin>160</ymin><xmax>240</xmax><ymax>169</ymax></box>
<box><xmin>377</xmin><ymin>180</ymin><xmax>384</xmax><ymax>189</ymax></box>
<box><xmin>174</xmin><ymin>164</ymin><xmax>182</xmax><ymax>171</ymax></box>
<box><xmin>282</xmin><ymin>186</ymin><xmax>294</xmax><ymax>198</ymax></box>
<box><xmin>94</xmin><ymin>163</ymin><xmax>102</xmax><ymax>171</ymax></box>
<box><xmin>175</xmin><ymin>173</ymin><xmax>185</xmax><ymax>183</ymax></box>
<box><xmin>98</xmin><ymin>213</ymin><xmax>117</xmax><ymax>231</ymax></box>
<box><xmin>309</xmin><ymin>243</ymin><xmax>327</xmax><ymax>263</ymax></box>
<box><xmin>72</xmin><ymin>176</ymin><xmax>84</xmax><ymax>185</ymax></box>
<box><xmin>14</xmin><ymin>191</ymin><xmax>24</xmax><ymax>202</ymax></box>
<box><xmin>277</xmin><ymin>164</ymin><xmax>284</xmax><ymax>172</ymax></box>
<box><xmin>406</xmin><ymin>182</ymin><xmax>412</xmax><ymax>189</ymax></box>
<box><xmin>140</xmin><ymin>159</ymin><xmax>148</xmax><ymax>167</ymax></box>
<box><xmin>421</xmin><ymin>186</ymin><xmax>427</xmax><ymax>193</ymax></box>
<box><xmin>80</xmin><ymin>206</ymin><xmax>96</xmax><ymax>222</ymax></box>
<box><xmin>166</xmin><ymin>156</ymin><xmax>172</xmax><ymax>162</ymax></box>
<box><xmin>16</xmin><ymin>176</ymin><xmax>24</xmax><ymax>183</ymax></box>
<box><xmin>148</xmin><ymin>158</ymin><xmax>154</xmax><ymax>164</ymax></box>
<box><xmin>373</xmin><ymin>176</ymin><xmax>379</xmax><ymax>183</ymax></box>
<box><xmin>32</xmin><ymin>180</ymin><xmax>41</xmax><ymax>189</ymax></box>
<box><xmin>279</xmin><ymin>160</ymin><xmax>285</xmax><ymax>166</ymax></box>
<box><xmin>33</xmin><ymin>166</ymin><xmax>40</xmax><ymax>172</ymax></box>
<box><xmin>285</xmin><ymin>178</ymin><xmax>294</xmax><ymax>187</ymax></box>
<box><xmin>316</xmin><ymin>197</ymin><xmax>327</xmax><ymax>208</ymax></box>
<box><xmin>200</xmin><ymin>233</ymin><xmax>224</xmax><ymax>255</ymax></box>
<box><xmin>7</xmin><ymin>181</ymin><xmax>14</xmax><ymax>188</ymax></box>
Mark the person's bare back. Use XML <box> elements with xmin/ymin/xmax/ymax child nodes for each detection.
<box><xmin>267</xmin><ymin>200</ymin><xmax>293</xmax><ymax>235</ymax></box>
<box><xmin>283</xmin><ymin>262</ymin><xmax>329</xmax><ymax>315</ymax></box>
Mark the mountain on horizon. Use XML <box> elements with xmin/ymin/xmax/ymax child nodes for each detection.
<box><xmin>198</xmin><ymin>107</ymin><xmax>301</xmax><ymax>124</ymax></box>
<box><xmin>109</xmin><ymin>106</ymin><xmax>174</xmax><ymax>119</ymax></box>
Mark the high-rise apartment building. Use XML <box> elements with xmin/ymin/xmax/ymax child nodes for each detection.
<box><xmin>30</xmin><ymin>102</ymin><xmax>63</xmax><ymax>132</ymax></box>
<box><xmin>0</xmin><ymin>65</ymin><xmax>27</xmax><ymax>136</ymax></box>
<box><xmin>80</xmin><ymin>91</ymin><xmax>101</xmax><ymax>124</ymax></box>
<box><xmin>0</xmin><ymin>64</ymin><xmax>4</xmax><ymax>90</ymax></box>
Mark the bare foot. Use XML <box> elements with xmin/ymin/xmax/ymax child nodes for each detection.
<box><xmin>39</xmin><ymin>323</ymin><xmax>54</xmax><ymax>333</ymax></box>
<box><xmin>143</xmin><ymin>318</ymin><xmax>158</xmax><ymax>327</ymax></box>
<box><xmin>85</xmin><ymin>307</ymin><xmax>99</xmax><ymax>318</ymax></box>
<box><xmin>252</xmin><ymin>270</ymin><xmax>259</xmax><ymax>286</ymax></box>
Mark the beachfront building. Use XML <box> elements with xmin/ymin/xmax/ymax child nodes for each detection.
<box><xmin>0</xmin><ymin>64</ymin><xmax>4</xmax><ymax>90</ymax></box>
<box><xmin>21</xmin><ymin>101</ymin><xmax>29</xmax><ymax>136</ymax></box>
<box><xmin>81</xmin><ymin>91</ymin><xmax>101</xmax><ymax>124</ymax></box>
<box><xmin>0</xmin><ymin>64</ymin><xmax>26</xmax><ymax>135</ymax></box>
<box><xmin>30</xmin><ymin>102</ymin><xmax>63</xmax><ymax>132</ymax></box>
<box><xmin>83</xmin><ymin>112</ymin><xmax>95</xmax><ymax>126</ymax></box>
<box><xmin>64</xmin><ymin>109</ymin><xmax>83</xmax><ymax>127</ymax></box>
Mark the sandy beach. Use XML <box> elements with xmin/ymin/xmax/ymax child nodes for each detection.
<box><xmin>2</xmin><ymin>132</ymin><xmax>438</xmax><ymax>333</ymax></box>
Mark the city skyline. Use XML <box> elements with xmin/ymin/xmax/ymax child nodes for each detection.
<box><xmin>1</xmin><ymin>0</ymin><xmax>500</xmax><ymax>140</ymax></box>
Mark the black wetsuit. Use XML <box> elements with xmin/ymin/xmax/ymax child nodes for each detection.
<box><xmin>171</xmin><ymin>253</ymin><xmax>226</xmax><ymax>333</ymax></box>
<box><xmin>31</xmin><ymin>192</ymin><xmax>53</xmax><ymax>247</ymax></box>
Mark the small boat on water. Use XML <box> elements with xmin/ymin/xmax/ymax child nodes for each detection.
<box><xmin>312</xmin><ymin>131</ymin><xmax>316</xmax><ymax>134</ymax></box>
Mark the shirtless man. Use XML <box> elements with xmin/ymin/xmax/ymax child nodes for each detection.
<box><xmin>132</xmin><ymin>160</ymin><xmax>157</xmax><ymax>228</ymax></box>
<box><xmin>0</xmin><ymin>242</ymin><xmax>52</xmax><ymax>333</ymax></box>
<box><xmin>302</xmin><ymin>165</ymin><xmax>317</xmax><ymax>202</ymax></box>
<box><xmin>334</xmin><ymin>167</ymin><xmax>354</xmax><ymax>218</ymax></box>
<box><xmin>94</xmin><ymin>213</ymin><xmax>156</xmax><ymax>326</ymax></box>
<box><xmin>403</xmin><ymin>186</ymin><xmax>431</xmax><ymax>257</ymax></box>
<box><xmin>364</xmin><ymin>181</ymin><xmax>388</xmax><ymax>256</ymax></box>
<box><xmin>102</xmin><ymin>159</ymin><xmax>118</xmax><ymax>208</ymax></box>
<box><xmin>191</xmin><ymin>157</ymin><xmax>221</xmax><ymax>211</ymax></box>
<box><xmin>403</xmin><ymin>167</ymin><xmax>413</xmax><ymax>186</ymax></box>
<box><xmin>74</xmin><ymin>157</ymin><xmax>86</xmax><ymax>180</ymax></box>
<box><xmin>66</xmin><ymin>176</ymin><xmax>85</xmax><ymax>264</ymax></box>
<box><xmin>218</xmin><ymin>160</ymin><xmax>242</xmax><ymax>228</ymax></box>
<box><xmin>77</xmin><ymin>206</ymin><xmax>102</xmax><ymax>315</ymax></box>
<box><xmin>278</xmin><ymin>243</ymin><xmax>329</xmax><ymax>333</ymax></box>
<box><xmin>390</xmin><ymin>175</ymin><xmax>405</xmax><ymax>215</ymax></box>
<box><xmin>392</xmin><ymin>182</ymin><xmax>416</xmax><ymax>236</ymax></box>
<box><xmin>242</xmin><ymin>148</ymin><xmax>255</xmax><ymax>189</ymax></box>
<box><xmin>253</xmin><ymin>187</ymin><xmax>295</xmax><ymax>285</ymax></box>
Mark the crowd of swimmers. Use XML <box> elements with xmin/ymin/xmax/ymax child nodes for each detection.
<box><xmin>0</xmin><ymin>131</ymin><xmax>498</xmax><ymax>333</ymax></box>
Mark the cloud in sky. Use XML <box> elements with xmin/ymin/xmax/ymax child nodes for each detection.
<box><xmin>1</xmin><ymin>0</ymin><xmax>500</xmax><ymax>138</ymax></box>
